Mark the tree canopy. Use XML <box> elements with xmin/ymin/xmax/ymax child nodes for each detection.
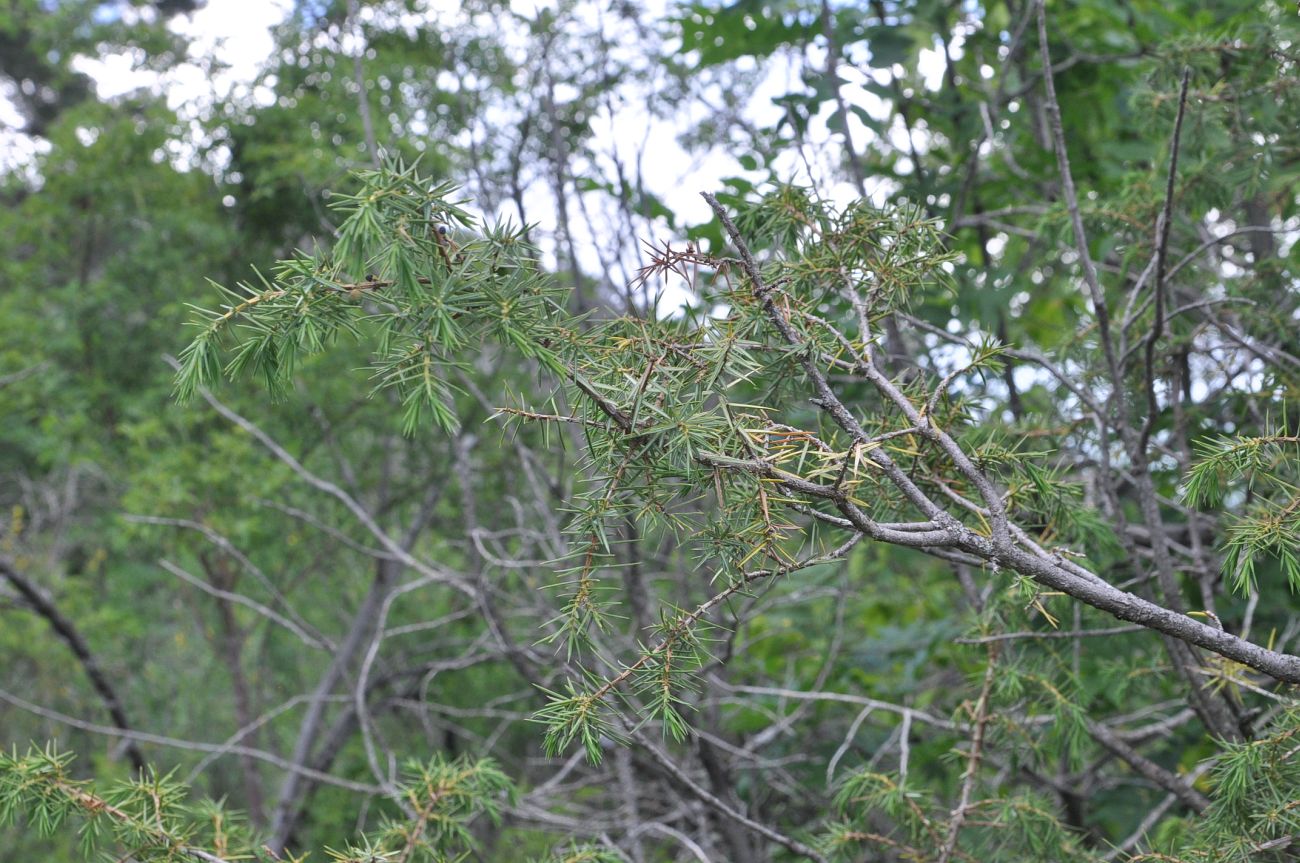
<box><xmin>3</xmin><ymin>1</ymin><xmax>1300</xmax><ymax>862</ymax></box>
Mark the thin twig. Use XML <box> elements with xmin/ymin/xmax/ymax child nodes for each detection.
<box><xmin>1139</xmin><ymin>68</ymin><xmax>1193</xmax><ymax>453</ymax></box>
<box><xmin>937</xmin><ymin>646</ymin><xmax>998</xmax><ymax>863</ymax></box>
<box><xmin>0</xmin><ymin>688</ymin><xmax>382</xmax><ymax>794</ymax></box>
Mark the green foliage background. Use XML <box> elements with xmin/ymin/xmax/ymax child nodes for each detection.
<box><xmin>2</xmin><ymin>1</ymin><xmax>1299</xmax><ymax>861</ymax></box>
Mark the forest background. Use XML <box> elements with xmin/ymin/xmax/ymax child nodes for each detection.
<box><xmin>2</xmin><ymin>1</ymin><xmax>1300</xmax><ymax>861</ymax></box>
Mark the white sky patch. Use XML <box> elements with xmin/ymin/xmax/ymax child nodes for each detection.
<box><xmin>2</xmin><ymin>0</ymin><xmax>947</xmax><ymax>311</ymax></box>
<box><xmin>918</xmin><ymin>31</ymin><xmax>965</xmax><ymax>91</ymax></box>
<box><xmin>2</xmin><ymin>0</ymin><xmax>293</xmax><ymax>178</ymax></box>
<box><xmin>56</xmin><ymin>0</ymin><xmax>292</xmax><ymax>116</ymax></box>
<box><xmin>69</xmin><ymin>0</ymin><xmax>291</xmax><ymax>171</ymax></box>
<box><xmin>165</xmin><ymin>0</ymin><xmax>294</xmax><ymax>102</ymax></box>
<box><xmin>71</xmin><ymin>48</ymin><xmax>156</xmax><ymax>98</ymax></box>
<box><xmin>0</xmin><ymin>79</ymin><xmax>49</xmax><ymax>180</ymax></box>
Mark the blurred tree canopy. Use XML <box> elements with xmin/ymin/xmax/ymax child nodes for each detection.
<box><xmin>2</xmin><ymin>1</ymin><xmax>1300</xmax><ymax>861</ymax></box>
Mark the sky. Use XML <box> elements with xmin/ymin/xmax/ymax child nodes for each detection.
<box><xmin>0</xmin><ymin>0</ymin><xmax>954</xmax><ymax>298</ymax></box>
<box><xmin>74</xmin><ymin>0</ymin><xmax>294</xmax><ymax>112</ymax></box>
<box><xmin>0</xmin><ymin>0</ymin><xmax>294</xmax><ymax>178</ymax></box>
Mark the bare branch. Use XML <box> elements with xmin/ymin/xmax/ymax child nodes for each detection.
<box><xmin>0</xmin><ymin>556</ymin><xmax>147</xmax><ymax>774</ymax></box>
